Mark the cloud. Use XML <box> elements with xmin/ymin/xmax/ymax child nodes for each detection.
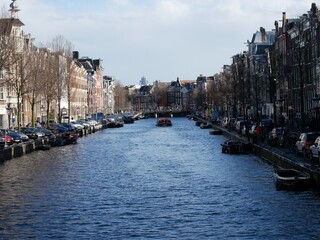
<box><xmin>4</xmin><ymin>0</ymin><xmax>318</xmax><ymax>84</ymax></box>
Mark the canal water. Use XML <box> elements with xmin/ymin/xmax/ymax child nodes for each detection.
<box><xmin>0</xmin><ymin>118</ymin><xmax>320</xmax><ymax>239</ymax></box>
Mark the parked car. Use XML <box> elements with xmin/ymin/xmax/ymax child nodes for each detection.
<box><xmin>266</xmin><ymin>127</ymin><xmax>290</xmax><ymax>147</ymax></box>
<box><xmin>0</xmin><ymin>131</ymin><xmax>14</xmax><ymax>145</ymax></box>
<box><xmin>260</xmin><ymin>118</ymin><xmax>274</xmax><ymax>132</ymax></box>
<box><xmin>12</xmin><ymin>130</ymin><xmax>30</xmax><ymax>142</ymax></box>
<box><xmin>77</xmin><ymin>120</ymin><xmax>90</xmax><ymax>129</ymax></box>
<box><xmin>46</xmin><ymin>124</ymin><xmax>79</xmax><ymax>146</ymax></box>
<box><xmin>1</xmin><ymin>129</ymin><xmax>23</xmax><ymax>143</ymax></box>
<box><xmin>221</xmin><ymin>117</ymin><xmax>230</xmax><ymax>127</ymax></box>
<box><xmin>279</xmin><ymin>130</ymin><xmax>300</xmax><ymax>148</ymax></box>
<box><xmin>20</xmin><ymin>127</ymin><xmax>45</xmax><ymax>140</ymax></box>
<box><xmin>86</xmin><ymin>119</ymin><xmax>98</xmax><ymax>126</ymax></box>
<box><xmin>60</xmin><ymin>123</ymin><xmax>77</xmax><ymax>132</ymax></box>
<box><xmin>70</xmin><ymin>120</ymin><xmax>85</xmax><ymax>130</ymax></box>
<box><xmin>48</xmin><ymin>124</ymin><xmax>69</xmax><ymax>134</ymax></box>
<box><xmin>0</xmin><ymin>138</ymin><xmax>5</xmax><ymax>148</ymax></box>
<box><xmin>242</xmin><ymin>122</ymin><xmax>254</xmax><ymax>137</ymax></box>
<box><xmin>295</xmin><ymin>132</ymin><xmax>318</xmax><ymax>157</ymax></box>
<box><xmin>35</xmin><ymin>128</ymin><xmax>56</xmax><ymax>146</ymax></box>
<box><xmin>309</xmin><ymin>136</ymin><xmax>320</xmax><ymax>162</ymax></box>
<box><xmin>235</xmin><ymin>120</ymin><xmax>250</xmax><ymax>134</ymax></box>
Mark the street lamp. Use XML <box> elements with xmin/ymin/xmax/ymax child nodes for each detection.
<box><xmin>76</xmin><ymin>106</ymin><xmax>80</xmax><ymax>120</ymax></box>
<box><xmin>276</xmin><ymin>99</ymin><xmax>285</xmax><ymax>128</ymax></box>
<box><xmin>312</xmin><ymin>95</ymin><xmax>320</xmax><ymax>132</ymax></box>
<box><xmin>84</xmin><ymin>106</ymin><xmax>88</xmax><ymax>119</ymax></box>
<box><xmin>40</xmin><ymin>105</ymin><xmax>45</xmax><ymax>123</ymax></box>
<box><xmin>6</xmin><ymin>101</ymin><xmax>12</xmax><ymax>129</ymax></box>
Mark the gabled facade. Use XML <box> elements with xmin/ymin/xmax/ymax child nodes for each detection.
<box><xmin>103</xmin><ymin>76</ymin><xmax>115</xmax><ymax>115</ymax></box>
<box><xmin>167</xmin><ymin>78</ymin><xmax>182</xmax><ymax>108</ymax></box>
<box><xmin>76</xmin><ymin>55</ymin><xmax>101</xmax><ymax>119</ymax></box>
<box><xmin>246</xmin><ymin>27</ymin><xmax>275</xmax><ymax>120</ymax></box>
<box><xmin>132</xmin><ymin>85</ymin><xmax>155</xmax><ymax>111</ymax></box>
<box><xmin>179</xmin><ymin>80</ymin><xmax>196</xmax><ymax>110</ymax></box>
<box><xmin>0</xmin><ymin>0</ymin><xmax>26</xmax><ymax>128</ymax></box>
<box><xmin>69</xmin><ymin>59</ymin><xmax>88</xmax><ymax>120</ymax></box>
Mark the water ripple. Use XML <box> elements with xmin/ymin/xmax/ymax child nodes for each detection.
<box><xmin>0</xmin><ymin>118</ymin><xmax>319</xmax><ymax>239</ymax></box>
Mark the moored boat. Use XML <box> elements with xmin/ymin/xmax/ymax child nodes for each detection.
<box><xmin>122</xmin><ymin>115</ymin><xmax>135</xmax><ymax>124</ymax></box>
<box><xmin>274</xmin><ymin>168</ymin><xmax>311</xmax><ymax>191</ymax></box>
<box><xmin>195</xmin><ymin>121</ymin><xmax>202</xmax><ymax>126</ymax></box>
<box><xmin>221</xmin><ymin>139</ymin><xmax>252</xmax><ymax>154</ymax></box>
<box><xmin>156</xmin><ymin>118</ymin><xmax>172</xmax><ymax>127</ymax></box>
<box><xmin>210</xmin><ymin>129</ymin><xmax>223</xmax><ymax>135</ymax></box>
<box><xmin>37</xmin><ymin>144</ymin><xmax>51</xmax><ymax>150</ymax></box>
<box><xmin>200</xmin><ymin>122</ymin><xmax>212</xmax><ymax>129</ymax></box>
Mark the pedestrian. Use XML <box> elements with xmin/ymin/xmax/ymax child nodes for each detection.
<box><xmin>279</xmin><ymin>114</ymin><xmax>285</xmax><ymax>129</ymax></box>
<box><xmin>256</xmin><ymin>124</ymin><xmax>262</xmax><ymax>143</ymax></box>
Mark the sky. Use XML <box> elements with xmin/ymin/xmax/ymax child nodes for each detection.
<box><xmin>1</xmin><ymin>0</ymin><xmax>315</xmax><ymax>85</ymax></box>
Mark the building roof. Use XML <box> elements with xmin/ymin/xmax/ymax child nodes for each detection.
<box><xmin>0</xmin><ymin>18</ymin><xmax>24</xmax><ymax>35</ymax></box>
<box><xmin>139</xmin><ymin>85</ymin><xmax>153</xmax><ymax>93</ymax></box>
<box><xmin>179</xmin><ymin>80</ymin><xmax>196</xmax><ymax>86</ymax></box>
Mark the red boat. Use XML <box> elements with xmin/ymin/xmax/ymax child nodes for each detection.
<box><xmin>55</xmin><ymin>132</ymin><xmax>79</xmax><ymax>146</ymax></box>
<box><xmin>156</xmin><ymin>118</ymin><xmax>172</xmax><ymax>127</ymax></box>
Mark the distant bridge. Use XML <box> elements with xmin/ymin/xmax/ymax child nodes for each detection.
<box><xmin>140</xmin><ymin>110</ymin><xmax>192</xmax><ymax>118</ymax></box>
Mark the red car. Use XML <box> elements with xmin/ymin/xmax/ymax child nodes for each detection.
<box><xmin>0</xmin><ymin>132</ymin><xmax>14</xmax><ymax>145</ymax></box>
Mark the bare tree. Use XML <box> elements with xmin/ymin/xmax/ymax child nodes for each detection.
<box><xmin>0</xmin><ymin>10</ymin><xmax>36</xmax><ymax>129</ymax></box>
<box><xmin>40</xmin><ymin>48</ymin><xmax>58</xmax><ymax>126</ymax></box>
<box><xmin>0</xmin><ymin>7</ymin><xmax>16</xmax><ymax>74</ymax></box>
<box><xmin>153</xmin><ymin>84</ymin><xmax>168</xmax><ymax>108</ymax></box>
<box><xmin>48</xmin><ymin>35</ymin><xmax>70</xmax><ymax>123</ymax></box>
<box><xmin>114</xmin><ymin>81</ymin><xmax>127</xmax><ymax>113</ymax></box>
<box><xmin>64</xmin><ymin>40</ymin><xmax>78</xmax><ymax>122</ymax></box>
<box><xmin>24</xmin><ymin>48</ymin><xmax>47</xmax><ymax>127</ymax></box>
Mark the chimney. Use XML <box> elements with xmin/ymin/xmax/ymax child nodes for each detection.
<box><xmin>260</xmin><ymin>27</ymin><xmax>266</xmax><ymax>43</ymax></box>
<box><xmin>282</xmin><ymin>12</ymin><xmax>286</xmax><ymax>33</ymax></box>
<box><xmin>73</xmin><ymin>51</ymin><xmax>79</xmax><ymax>60</ymax></box>
<box><xmin>311</xmin><ymin>3</ymin><xmax>318</xmax><ymax>15</ymax></box>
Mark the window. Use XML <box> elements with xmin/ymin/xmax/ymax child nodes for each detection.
<box><xmin>0</xmin><ymin>87</ymin><xmax>4</xmax><ymax>100</ymax></box>
<box><xmin>0</xmin><ymin>115</ymin><xmax>3</xmax><ymax>128</ymax></box>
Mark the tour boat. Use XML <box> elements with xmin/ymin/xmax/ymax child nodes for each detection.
<box><xmin>156</xmin><ymin>118</ymin><xmax>172</xmax><ymax>127</ymax></box>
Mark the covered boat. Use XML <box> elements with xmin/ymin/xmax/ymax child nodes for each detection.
<box><xmin>274</xmin><ymin>168</ymin><xmax>311</xmax><ymax>191</ymax></box>
<box><xmin>156</xmin><ymin>118</ymin><xmax>172</xmax><ymax>127</ymax></box>
<box><xmin>221</xmin><ymin>139</ymin><xmax>252</xmax><ymax>154</ymax></box>
<box><xmin>200</xmin><ymin>122</ymin><xmax>212</xmax><ymax>129</ymax></box>
<box><xmin>209</xmin><ymin>129</ymin><xmax>223</xmax><ymax>135</ymax></box>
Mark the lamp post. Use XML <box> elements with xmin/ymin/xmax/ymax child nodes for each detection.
<box><xmin>6</xmin><ymin>99</ymin><xmax>12</xmax><ymax>129</ymax></box>
<box><xmin>277</xmin><ymin>99</ymin><xmax>285</xmax><ymax>128</ymax></box>
<box><xmin>76</xmin><ymin>106</ymin><xmax>80</xmax><ymax>120</ymax></box>
<box><xmin>312</xmin><ymin>95</ymin><xmax>320</xmax><ymax>132</ymax></box>
<box><xmin>84</xmin><ymin>106</ymin><xmax>88</xmax><ymax>119</ymax></box>
<box><xmin>60</xmin><ymin>107</ymin><xmax>67</xmax><ymax>123</ymax></box>
<box><xmin>290</xmin><ymin>19</ymin><xmax>307</xmax><ymax>131</ymax></box>
<box><xmin>40</xmin><ymin>105</ymin><xmax>45</xmax><ymax>124</ymax></box>
<box><xmin>258</xmin><ymin>100</ymin><xmax>262</xmax><ymax>126</ymax></box>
